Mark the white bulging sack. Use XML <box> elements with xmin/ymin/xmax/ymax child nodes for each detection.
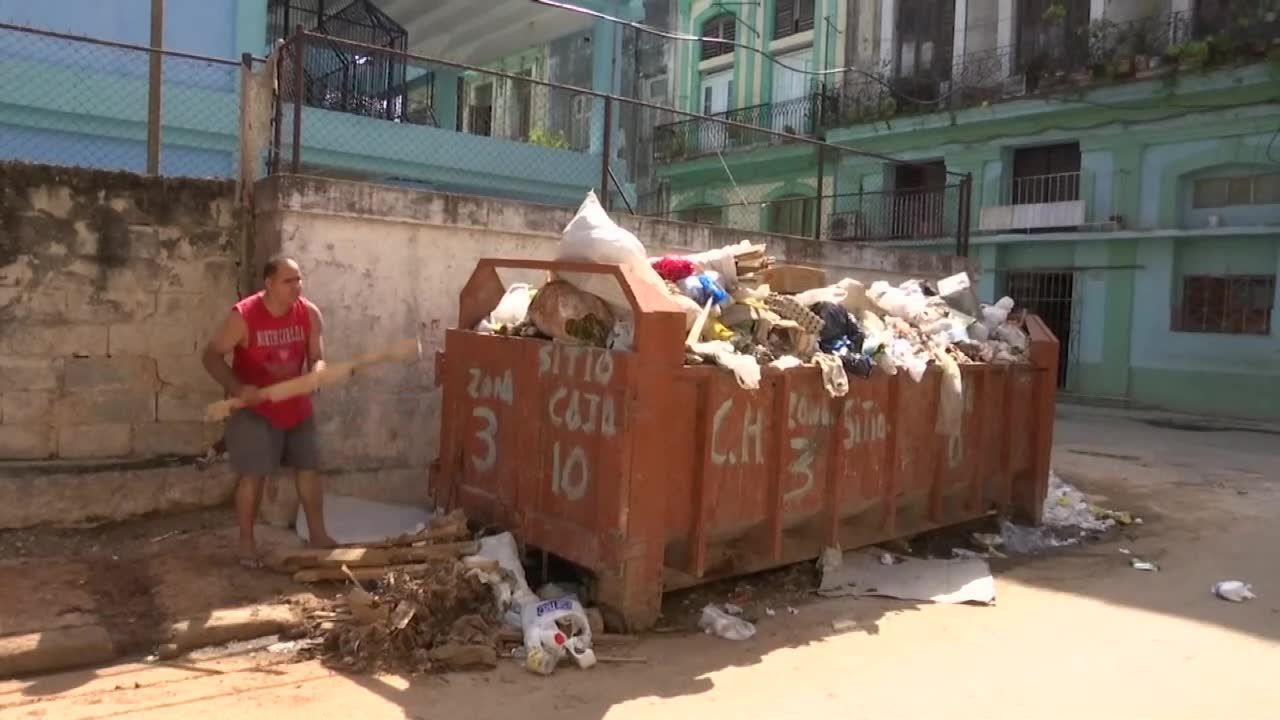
<box><xmin>556</xmin><ymin>191</ymin><xmax>667</xmax><ymax>315</ymax></box>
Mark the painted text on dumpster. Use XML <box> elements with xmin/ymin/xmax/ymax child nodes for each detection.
<box><xmin>540</xmin><ymin>345</ymin><xmax>624</xmax><ymax>502</ymax></box>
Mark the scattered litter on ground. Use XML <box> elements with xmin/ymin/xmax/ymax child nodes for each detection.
<box><xmin>1129</xmin><ymin>558</ymin><xmax>1159</xmax><ymax>572</ymax></box>
<box><xmin>818</xmin><ymin>548</ymin><xmax>995</xmax><ymax>605</ymax></box>
<box><xmin>722</xmin><ymin>602</ymin><xmax>743</xmax><ymax>616</ymax></box>
<box><xmin>786</xmin><ymin>606</ymin><xmax>799</xmax><ymax>615</ymax></box>
<box><xmin>699</xmin><ymin>604</ymin><xmax>757</xmax><ymax>640</ymax></box>
<box><xmin>999</xmin><ymin>471</ymin><xmax>1140</xmax><ymax>554</ymax></box>
<box><xmin>1118</xmin><ymin>548</ymin><xmax>1132</xmax><ymax>555</ymax></box>
<box><xmin>831</xmin><ymin>619</ymin><xmax>858</xmax><ymax>632</ymax></box>
<box><xmin>765</xmin><ymin>608</ymin><xmax>776</xmax><ymax>617</ymax></box>
<box><xmin>1212</xmin><ymin>580</ymin><xmax>1257</xmax><ymax>603</ymax></box>
<box><xmin>971</xmin><ymin>533</ymin><xmax>1003</xmax><ymax>548</ymax></box>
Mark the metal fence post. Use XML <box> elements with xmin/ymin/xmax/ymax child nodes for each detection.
<box><xmin>957</xmin><ymin>173</ymin><xmax>974</xmax><ymax>257</ymax></box>
<box><xmin>238</xmin><ymin>52</ymin><xmax>254</xmax><ymax>207</ymax></box>
<box><xmin>813</xmin><ymin>146</ymin><xmax>825</xmax><ymax>240</ymax></box>
<box><xmin>146</xmin><ymin>0</ymin><xmax>164</xmax><ymax>175</ymax></box>
<box><xmin>291</xmin><ymin>27</ymin><xmax>305</xmax><ymax>174</ymax></box>
<box><xmin>600</xmin><ymin>97</ymin><xmax>613</xmax><ymax>211</ymax></box>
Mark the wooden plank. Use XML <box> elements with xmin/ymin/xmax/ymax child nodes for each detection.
<box><xmin>276</xmin><ymin>541</ymin><xmax>479</xmax><ymax>574</ymax></box>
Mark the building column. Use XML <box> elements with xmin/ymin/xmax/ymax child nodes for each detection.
<box><xmin>589</xmin><ymin>18</ymin><xmax>620</xmax><ymax>156</ymax></box>
<box><xmin>433</xmin><ymin>69</ymin><xmax>461</xmax><ymax>132</ymax></box>
<box><xmin>953</xmin><ymin>0</ymin><xmax>969</xmax><ymax>69</ymax></box>
<box><xmin>879</xmin><ymin>0</ymin><xmax>897</xmax><ymax>71</ymax></box>
<box><xmin>997</xmin><ymin>0</ymin><xmax>1014</xmax><ymax>76</ymax></box>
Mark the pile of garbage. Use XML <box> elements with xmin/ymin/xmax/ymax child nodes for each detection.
<box><xmin>476</xmin><ymin>192</ymin><xmax>1032</xmax><ymax>430</ymax></box>
<box><xmin>287</xmin><ymin>508</ymin><xmax>614</xmax><ymax>676</ymax></box>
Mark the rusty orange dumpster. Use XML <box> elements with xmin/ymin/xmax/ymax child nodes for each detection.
<box><xmin>434</xmin><ymin>258</ymin><xmax>1059</xmax><ymax>630</ymax></box>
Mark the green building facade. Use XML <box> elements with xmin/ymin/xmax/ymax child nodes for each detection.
<box><xmin>657</xmin><ymin>0</ymin><xmax>1280</xmax><ymax>420</ymax></box>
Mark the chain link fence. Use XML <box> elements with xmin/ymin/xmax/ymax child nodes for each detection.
<box><xmin>0</xmin><ymin>21</ymin><xmax>254</xmax><ymax>180</ymax></box>
<box><xmin>0</xmin><ymin>22</ymin><xmax>975</xmax><ymax>251</ymax></box>
<box><xmin>269</xmin><ymin>30</ymin><xmax>974</xmax><ymax>253</ymax></box>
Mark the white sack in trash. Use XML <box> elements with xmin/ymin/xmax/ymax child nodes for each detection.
<box><xmin>556</xmin><ymin>191</ymin><xmax>667</xmax><ymax>315</ymax></box>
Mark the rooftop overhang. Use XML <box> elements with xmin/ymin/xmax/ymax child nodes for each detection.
<box><xmin>374</xmin><ymin>0</ymin><xmax>643</xmax><ymax>66</ymax></box>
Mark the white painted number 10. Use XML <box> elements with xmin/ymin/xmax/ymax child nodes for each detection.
<box><xmin>551</xmin><ymin>441</ymin><xmax>589</xmax><ymax>501</ymax></box>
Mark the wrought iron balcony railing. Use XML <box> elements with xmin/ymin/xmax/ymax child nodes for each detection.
<box><xmin>818</xmin><ymin>6</ymin><xmax>1276</xmax><ymax>129</ymax></box>
<box><xmin>653</xmin><ymin>93</ymin><xmax>833</xmax><ymax>162</ymax></box>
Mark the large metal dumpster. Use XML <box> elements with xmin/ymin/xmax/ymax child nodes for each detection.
<box><xmin>434</xmin><ymin>259</ymin><xmax>1059</xmax><ymax>630</ymax></box>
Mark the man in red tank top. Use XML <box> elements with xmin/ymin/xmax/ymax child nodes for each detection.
<box><xmin>202</xmin><ymin>256</ymin><xmax>336</xmax><ymax>567</ymax></box>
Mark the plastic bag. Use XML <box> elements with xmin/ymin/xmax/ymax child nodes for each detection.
<box><xmin>689</xmin><ymin>340</ymin><xmax>762</xmax><ymax>389</ymax></box>
<box><xmin>698</xmin><ymin>604</ymin><xmax>756</xmax><ymax>640</ymax></box>
<box><xmin>678</xmin><ymin>272</ymin><xmax>730</xmax><ymax>307</ymax></box>
<box><xmin>869</xmin><ymin>281</ymin><xmax>929</xmax><ymax>325</ymax></box>
<box><xmin>527</xmin><ymin>281</ymin><xmax>615</xmax><ymax>346</ymax></box>
<box><xmin>935</xmin><ymin>350</ymin><xmax>963</xmax><ymax>436</ymax></box>
<box><xmin>981</xmin><ymin>296</ymin><xmax>1016</xmax><ymax>329</ymax></box>
<box><xmin>478</xmin><ymin>283</ymin><xmax>534</xmax><ymax>333</ymax></box>
<box><xmin>795</xmin><ymin>285</ymin><xmax>848</xmax><ymax>308</ymax></box>
<box><xmin>556</xmin><ymin>191</ymin><xmax>667</xmax><ymax>314</ymax></box>
<box><xmin>836</xmin><ymin>278</ymin><xmax>876</xmax><ymax>315</ymax></box>
<box><xmin>467</xmin><ymin>532</ymin><xmax>539</xmax><ymax>629</ymax></box>
<box><xmin>1212</xmin><ymin>580</ymin><xmax>1256</xmax><ymax>602</ymax></box>
<box><xmin>994</xmin><ymin>322</ymin><xmax>1029</xmax><ymax>352</ymax></box>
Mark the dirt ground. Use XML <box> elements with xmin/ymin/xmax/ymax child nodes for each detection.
<box><xmin>2</xmin><ymin>405</ymin><xmax>1278</xmax><ymax>720</ymax></box>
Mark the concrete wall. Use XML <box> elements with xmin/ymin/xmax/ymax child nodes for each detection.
<box><xmin>0</xmin><ymin>164</ymin><xmax>241</xmax><ymax>528</ymax></box>
<box><xmin>252</xmin><ymin>174</ymin><xmax>973</xmax><ymax>501</ymax></box>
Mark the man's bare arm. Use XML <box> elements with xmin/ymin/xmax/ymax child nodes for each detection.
<box><xmin>202</xmin><ymin>311</ymin><xmax>259</xmax><ymax>403</ymax></box>
<box><xmin>306</xmin><ymin>302</ymin><xmax>326</xmax><ymax>374</ymax></box>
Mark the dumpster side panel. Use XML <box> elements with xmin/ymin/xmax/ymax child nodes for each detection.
<box><xmin>778</xmin><ymin>372</ymin><xmax>837</xmax><ymax>528</ymax></box>
<box><xmin>521</xmin><ymin>343</ymin><xmax>634</xmax><ymax>572</ymax></box>
<box><xmin>437</xmin><ymin>332</ymin><xmax>535</xmax><ymax>529</ymax></box>
<box><xmin>669</xmin><ymin>371</ymin><xmax>779</xmax><ymax>579</ymax></box>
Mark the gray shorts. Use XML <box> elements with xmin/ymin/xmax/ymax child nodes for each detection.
<box><xmin>225</xmin><ymin>410</ymin><xmax>319</xmax><ymax>478</ymax></box>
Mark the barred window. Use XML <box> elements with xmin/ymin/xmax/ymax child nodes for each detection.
<box><xmin>774</xmin><ymin>0</ymin><xmax>816</xmax><ymax>40</ymax></box>
<box><xmin>702</xmin><ymin>14</ymin><xmax>737</xmax><ymax>60</ymax></box>
<box><xmin>1173</xmin><ymin>275</ymin><xmax>1275</xmax><ymax>335</ymax></box>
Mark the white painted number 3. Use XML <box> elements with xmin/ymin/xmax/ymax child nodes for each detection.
<box><xmin>471</xmin><ymin>407</ymin><xmax>497</xmax><ymax>472</ymax></box>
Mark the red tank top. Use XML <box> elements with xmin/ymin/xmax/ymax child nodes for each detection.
<box><xmin>231</xmin><ymin>292</ymin><xmax>313</xmax><ymax>429</ymax></box>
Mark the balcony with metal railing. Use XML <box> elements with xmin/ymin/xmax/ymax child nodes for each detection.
<box><xmin>653</xmin><ymin>93</ymin><xmax>832</xmax><ymax>162</ymax></box>
<box><xmin>980</xmin><ymin>171</ymin><xmax>1088</xmax><ymax>231</ymax></box>
<box><xmin>827</xmin><ymin>184</ymin><xmax>965</xmax><ymax>243</ymax></box>
<box><xmin>820</xmin><ymin>5</ymin><xmax>1278</xmax><ymax>130</ymax></box>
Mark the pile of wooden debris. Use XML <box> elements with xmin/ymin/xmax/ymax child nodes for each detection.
<box><xmin>267</xmin><ymin>510</ymin><xmax>646</xmax><ymax>674</ymax></box>
<box><xmin>265</xmin><ymin>510</ymin><xmax>503</xmax><ymax>674</ymax></box>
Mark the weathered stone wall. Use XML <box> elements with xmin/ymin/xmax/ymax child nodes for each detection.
<box><xmin>0</xmin><ymin>164</ymin><xmax>240</xmax><ymax>463</ymax></box>
<box><xmin>252</xmin><ymin>175</ymin><xmax>975</xmax><ymax>508</ymax></box>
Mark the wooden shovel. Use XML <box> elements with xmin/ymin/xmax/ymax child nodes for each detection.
<box><xmin>205</xmin><ymin>338</ymin><xmax>422</xmax><ymax>422</ymax></box>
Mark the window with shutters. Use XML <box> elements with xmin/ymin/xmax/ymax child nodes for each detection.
<box><xmin>1192</xmin><ymin>173</ymin><xmax>1280</xmax><ymax>208</ymax></box>
<box><xmin>702</xmin><ymin>14</ymin><xmax>736</xmax><ymax>60</ymax></box>
<box><xmin>774</xmin><ymin>0</ymin><xmax>816</xmax><ymax>40</ymax></box>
